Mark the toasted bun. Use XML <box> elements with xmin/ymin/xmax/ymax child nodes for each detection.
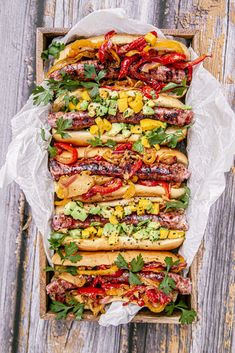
<box><xmin>56</xmin><ymin>34</ymin><xmax>190</xmax><ymax>63</ymax></box>
<box><xmin>52</xmin><ymin>250</ymin><xmax>183</xmax><ymax>267</ymax></box>
<box><xmin>52</xmin><ymin>91</ymin><xmax>187</xmax><ymax>112</ymax></box>
<box><xmin>71</xmin><ymin>184</ymin><xmax>186</xmax><ymax>203</ymax></box>
<box><xmin>55</xmin><ymin>196</ymin><xmax>167</xmax><ymax>214</ymax></box>
<box><xmin>61</xmin><ymin>236</ymin><xmax>184</xmax><ymax>251</ymax></box>
<box><xmin>52</xmin><ymin>127</ymin><xmax>187</xmax><ymax>146</ymax></box>
<box><xmin>74</xmin><ymin>146</ymin><xmax>188</xmax><ymax>166</ymax></box>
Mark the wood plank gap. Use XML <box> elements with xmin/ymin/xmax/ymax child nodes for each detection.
<box><xmin>11</xmin><ymin>193</ymin><xmax>31</xmax><ymax>353</ymax></box>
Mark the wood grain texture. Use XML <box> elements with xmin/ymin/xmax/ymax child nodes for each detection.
<box><xmin>0</xmin><ymin>1</ymin><xmax>234</xmax><ymax>353</ymax></box>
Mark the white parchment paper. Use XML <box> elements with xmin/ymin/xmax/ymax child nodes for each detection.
<box><xmin>0</xmin><ymin>8</ymin><xmax>234</xmax><ymax>326</ymax></box>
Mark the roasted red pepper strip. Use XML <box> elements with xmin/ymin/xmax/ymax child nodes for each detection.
<box><xmin>160</xmin><ymin>52</ymin><xmax>186</xmax><ymax>65</ymax></box>
<box><xmin>118</xmin><ymin>36</ymin><xmax>147</xmax><ymax>55</ymax></box>
<box><xmin>77</xmin><ymin>287</ymin><xmax>105</xmax><ymax>296</ymax></box>
<box><xmin>118</xmin><ymin>55</ymin><xmax>138</xmax><ymax>79</ymax></box>
<box><xmin>101</xmin><ymin>283</ymin><xmax>124</xmax><ymax>290</ymax></box>
<box><xmin>114</xmin><ymin>142</ymin><xmax>133</xmax><ymax>152</ymax></box>
<box><xmin>129</xmin><ymin>59</ymin><xmax>165</xmax><ymax>91</ymax></box>
<box><xmin>141</xmin><ymin>85</ymin><xmax>158</xmax><ymax>99</ymax></box>
<box><xmin>105</xmin><ymin>30</ymin><xmax>116</xmax><ymax>40</ymax></box>
<box><xmin>139</xmin><ymin>180</ymin><xmax>170</xmax><ymax>198</ymax></box>
<box><xmin>129</xmin><ymin>160</ymin><xmax>143</xmax><ymax>178</ymax></box>
<box><xmin>172</xmin><ymin>54</ymin><xmax>211</xmax><ymax>69</ymax></box>
<box><xmin>83</xmin><ymin>178</ymin><xmax>123</xmax><ymax>199</ymax></box>
<box><xmin>54</xmin><ymin>142</ymin><xmax>78</xmax><ymax>165</ymax></box>
<box><xmin>104</xmin><ymin>269</ymin><xmax>125</xmax><ymax>278</ymax></box>
<box><xmin>150</xmin><ymin>30</ymin><xmax>158</xmax><ymax>37</ymax></box>
<box><xmin>145</xmin><ymin>288</ymin><xmax>171</xmax><ymax>305</ymax></box>
<box><xmin>98</xmin><ymin>30</ymin><xmax>117</xmax><ymax>63</ymax></box>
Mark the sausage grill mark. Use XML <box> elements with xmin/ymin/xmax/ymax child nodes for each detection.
<box><xmin>49</xmin><ymin>159</ymin><xmax>190</xmax><ymax>182</ymax></box>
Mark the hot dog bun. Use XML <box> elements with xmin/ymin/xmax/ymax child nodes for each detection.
<box><xmin>60</xmin><ymin>236</ymin><xmax>184</xmax><ymax>251</ymax></box>
<box><xmin>52</xmin><ymin>127</ymin><xmax>187</xmax><ymax>146</ymax></box>
<box><xmin>52</xmin><ymin>249</ymin><xmax>184</xmax><ymax>267</ymax></box>
<box><xmin>54</xmin><ymin>196</ymin><xmax>177</xmax><ymax>213</ymax></box>
<box><xmin>55</xmin><ymin>34</ymin><xmax>190</xmax><ymax>64</ymax></box>
<box><xmin>61</xmin><ymin>184</ymin><xmax>186</xmax><ymax>202</ymax></box>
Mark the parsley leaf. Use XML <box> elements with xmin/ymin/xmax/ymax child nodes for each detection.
<box><xmin>159</xmin><ymin>275</ymin><xmax>176</xmax><ymax>294</ymax></box>
<box><xmin>165</xmin><ymin>257</ymin><xmax>180</xmax><ymax>272</ymax></box>
<box><xmin>129</xmin><ymin>272</ymin><xmax>142</xmax><ymax>285</ymax></box>
<box><xmin>114</xmin><ymin>253</ymin><xmax>129</xmax><ymax>270</ymax></box>
<box><xmin>165</xmin><ymin>300</ymin><xmax>197</xmax><ymax>324</ymax></box>
<box><xmin>159</xmin><ymin>257</ymin><xmax>180</xmax><ymax>294</ymax></box>
<box><xmin>161</xmin><ymin>78</ymin><xmax>188</xmax><ymax>96</ymax></box>
<box><xmin>55</xmin><ymin>117</ymin><xmax>72</xmax><ymax>138</ymax></box>
<box><xmin>50</xmin><ymin>299</ymin><xmax>84</xmax><ymax>320</ymax></box>
<box><xmin>44</xmin><ymin>265</ymin><xmax>78</xmax><ymax>275</ymax></box>
<box><xmin>60</xmin><ymin>242</ymin><xmax>83</xmax><ymax>263</ymax></box>
<box><xmin>83</xmin><ymin>64</ymin><xmax>106</xmax><ymax>97</ymax></box>
<box><xmin>72</xmin><ymin>303</ymin><xmax>85</xmax><ymax>320</ymax></box>
<box><xmin>132</xmin><ymin>139</ymin><xmax>144</xmax><ymax>153</ymax></box>
<box><xmin>41</xmin><ymin>41</ymin><xmax>65</xmax><ymax>60</ymax></box>
<box><xmin>84</xmin><ymin>64</ymin><xmax>106</xmax><ymax>84</ymax></box>
<box><xmin>65</xmin><ymin>266</ymin><xmax>78</xmax><ymax>275</ymax></box>
<box><xmin>50</xmin><ymin>301</ymin><xmax>72</xmax><ymax>320</ymax></box>
<box><xmin>63</xmin><ymin>95</ymin><xmax>79</xmax><ymax>111</ymax></box>
<box><xmin>130</xmin><ymin>254</ymin><xmax>144</xmax><ymax>272</ymax></box>
<box><xmin>32</xmin><ymin>86</ymin><xmax>54</xmax><ymax>105</ymax></box>
<box><xmin>67</xmin><ymin>297</ymin><xmax>84</xmax><ymax>320</ymax></box>
<box><xmin>41</xmin><ymin>128</ymin><xmax>46</xmax><ymax>141</ymax></box>
<box><xmin>48</xmin><ymin>145</ymin><xmax>58</xmax><ymax>158</ymax></box>
<box><xmin>49</xmin><ymin>232</ymin><xmax>66</xmax><ymax>250</ymax></box>
<box><xmin>87</xmin><ymin>136</ymin><xmax>117</xmax><ymax>148</ymax></box>
<box><xmin>115</xmin><ymin>253</ymin><xmax>143</xmax><ymax>285</ymax></box>
<box><xmin>165</xmin><ymin>186</ymin><xmax>190</xmax><ymax>211</ymax></box>
<box><xmin>147</xmin><ymin>127</ymin><xmax>185</xmax><ymax>148</ymax></box>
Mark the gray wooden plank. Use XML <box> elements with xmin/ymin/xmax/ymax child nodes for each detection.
<box><xmin>0</xmin><ymin>0</ymin><xmax>44</xmax><ymax>352</ymax></box>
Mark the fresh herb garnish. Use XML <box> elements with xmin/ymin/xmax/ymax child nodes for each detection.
<box><xmin>80</xmin><ymin>64</ymin><xmax>106</xmax><ymax>97</ymax></box>
<box><xmin>84</xmin><ymin>64</ymin><xmax>106</xmax><ymax>83</ymax></box>
<box><xmin>159</xmin><ymin>257</ymin><xmax>180</xmax><ymax>295</ymax></box>
<box><xmin>165</xmin><ymin>186</ymin><xmax>190</xmax><ymax>211</ymax></box>
<box><xmin>60</xmin><ymin>242</ymin><xmax>83</xmax><ymax>263</ymax></box>
<box><xmin>41</xmin><ymin>41</ymin><xmax>65</xmax><ymax>60</ymax></box>
<box><xmin>132</xmin><ymin>139</ymin><xmax>144</xmax><ymax>153</ymax></box>
<box><xmin>165</xmin><ymin>300</ymin><xmax>197</xmax><ymax>324</ymax></box>
<box><xmin>32</xmin><ymin>86</ymin><xmax>54</xmax><ymax>105</ymax></box>
<box><xmin>40</xmin><ymin>127</ymin><xmax>58</xmax><ymax>157</ymax></box>
<box><xmin>48</xmin><ymin>145</ymin><xmax>58</xmax><ymax>157</ymax></box>
<box><xmin>115</xmin><ymin>253</ymin><xmax>144</xmax><ymax>285</ymax></box>
<box><xmin>32</xmin><ymin>66</ymin><xmax>105</xmax><ymax>106</ymax></box>
<box><xmin>50</xmin><ymin>299</ymin><xmax>84</xmax><ymax>320</ymax></box>
<box><xmin>63</xmin><ymin>95</ymin><xmax>79</xmax><ymax>111</ymax></box>
<box><xmin>87</xmin><ymin>136</ymin><xmax>117</xmax><ymax>148</ymax></box>
<box><xmin>41</xmin><ymin>128</ymin><xmax>46</xmax><ymax>141</ymax></box>
<box><xmin>54</xmin><ymin>117</ymin><xmax>72</xmax><ymax>138</ymax></box>
<box><xmin>44</xmin><ymin>265</ymin><xmax>78</xmax><ymax>276</ymax></box>
<box><xmin>161</xmin><ymin>78</ymin><xmax>188</xmax><ymax>96</ymax></box>
<box><xmin>147</xmin><ymin>127</ymin><xmax>185</xmax><ymax>148</ymax></box>
<box><xmin>49</xmin><ymin>232</ymin><xmax>66</xmax><ymax>250</ymax></box>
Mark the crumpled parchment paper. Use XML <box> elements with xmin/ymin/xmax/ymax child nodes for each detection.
<box><xmin>0</xmin><ymin>8</ymin><xmax>234</xmax><ymax>326</ymax></box>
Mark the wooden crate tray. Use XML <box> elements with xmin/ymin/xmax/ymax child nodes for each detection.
<box><xmin>37</xmin><ymin>28</ymin><xmax>200</xmax><ymax>323</ymax></box>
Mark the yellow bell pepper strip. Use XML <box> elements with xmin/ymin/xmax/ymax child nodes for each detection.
<box><xmin>47</xmin><ymin>50</ymin><xmax>96</xmax><ymax>76</ymax></box>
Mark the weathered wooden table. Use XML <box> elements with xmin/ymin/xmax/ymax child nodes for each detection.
<box><xmin>0</xmin><ymin>1</ymin><xmax>234</xmax><ymax>352</ymax></box>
